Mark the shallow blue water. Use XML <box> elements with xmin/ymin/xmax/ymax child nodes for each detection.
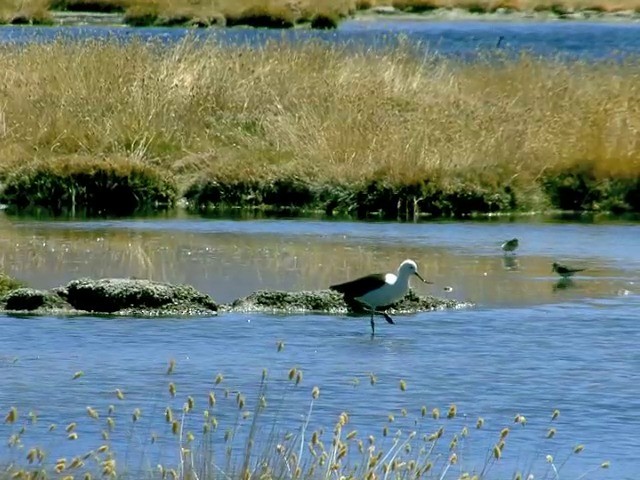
<box><xmin>0</xmin><ymin>214</ymin><xmax>639</xmax><ymax>478</ymax></box>
<box><xmin>2</xmin><ymin>20</ymin><xmax>640</xmax><ymax>59</ymax></box>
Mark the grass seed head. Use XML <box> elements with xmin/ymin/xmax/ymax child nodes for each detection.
<box><xmin>514</xmin><ymin>414</ymin><xmax>527</xmax><ymax>425</ymax></box>
<box><xmin>72</xmin><ymin>371</ymin><xmax>84</xmax><ymax>380</ymax></box>
<box><xmin>312</xmin><ymin>386</ymin><xmax>320</xmax><ymax>399</ymax></box>
<box><xmin>574</xmin><ymin>444</ymin><xmax>584</xmax><ymax>454</ymax></box>
<box><xmin>601</xmin><ymin>461</ymin><xmax>610</xmax><ymax>469</ymax></box>
<box><xmin>277</xmin><ymin>340</ymin><xmax>284</xmax><ymax>352</ymax></box>
<box><xmin>215</xmin><ymin>373</ymin><xmax>224</xmax><ymax>385</ymax></box>
<box><xmin>399</xmin><ymin>379</ymin><xmax>407</xmax><ymax>391</ymax></box>
<box><xmin>432</xmin><ymin>408</ymin><xmax>440</xmax><ymax>420</ymax></box>
<box><xmin>447</xmin><ymin>404</ymin><xmax>457</xmax><ymax>419</ymax></box>
<box><xmin>493</xmin><ymin>444</ymin><xmax>502</xmax><ymax>460</ymax></box>
<box><xmin>546</xmin><ymin>428</ymin><xmax>556</xmax><ymax>438</ymax></box>
<box><xmin>208</xmin><ymin>392</ymin><xmax>216</xmax><ymax>407</ymax></box>
<box><xmin>4</xmin><ymin>407</ymin><xmax>17</xmax><ymax>424</ymax></box>
<box><xmin>115</xmin><ymin>389</ymin><xmax>124</xmax><ymax>400</ymax></box>
<box><xmin>552</xmin><ymin>409</ymin><xmax>560</xmax><ymax>421</ymax></box>
<box><xmin>86</xmin><ymin>406</ymin><xmax>99</xmax><ymax>420</ymax></box>
<box><xmin>67</xmin><ymin>432</ymin><xmax>78</xmax><ymax>440</ymax></box>
<box><xmin>132</xmin><ymin>408</ymin><xmax>141</xmax><ymax>422</ymax></box>
<box><xmin>167</xmin><ymin>359</ymin><xmax>176</xmax><ymax>375</ymax></box>
<box><xmin>168</xmin><ymin>382</ymin><xmax>176</xmax><ymax>397</ymax></box>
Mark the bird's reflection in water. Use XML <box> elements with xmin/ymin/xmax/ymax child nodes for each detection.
<box><xmin>553</xmin><ymin>277</ymin><xmax>577</xmax><ymax>292</ymax></box>
<box><xmin>502</xmin><ymin>255</ymin><xmax>520</xmax><ymax>271</ymax></box>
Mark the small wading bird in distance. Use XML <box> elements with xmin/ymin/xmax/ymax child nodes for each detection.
<box><xmin>552</xmin><ymin>262</ymin><xmax>586</xmax><ymax>278</ymax></box>
<box><xmin>501</xmin><ymin>238</ymin><xmax>519</xmax><ymax>254</ymax></box>
<box><xmin>330</xmin><ymin>259</ymin><xmax>431</xmax><ymax>337</ymax></box>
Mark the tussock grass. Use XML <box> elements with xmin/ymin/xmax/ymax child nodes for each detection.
<box><xmin>0</xmin><ymin>272</ymin><xmax>24</xmax><ymax>296</ymax></box>
<box><xmin>0</xmin><ymin>0</ymin><xmax>52</xmax><ymax>23</ymax></box>
<box><xmin>0</xmin><ymin>359</ymin><xmax>611</xmax><ymax>479</ymax></box>
<box><xmin>0</xmin><ymin>38</ymin><xmax>639</xmax><ymax>216</ymax></box>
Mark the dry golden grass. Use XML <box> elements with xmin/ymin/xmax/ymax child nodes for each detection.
<box><xmin>0</xmin><ymin>360</ymin><xmax>611</xmax><ymax>480</ymax></box>
<box><xmin>0</xmin><ymin>0</ymin><xmax>52</xmax><ymax>23</ymax></box>
<box><xmin>6</xmin><ymin>0</ymin><xmax>640</xmax><ymax>25</ymax></box>
<box><xmin>1</xmin><ymin>38</ymin><xmax>639</xmax><ymax>195</ymax></box>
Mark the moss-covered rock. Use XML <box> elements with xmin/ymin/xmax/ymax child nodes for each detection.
<box><xmin>0</xmin><ymin>278</ymin><xmax>218</xmax><ymax>316</ymax></box>
<box><xmin>62</xmin><ymin>278</ymin><xmax>218</xmax><ymax>315</ymax></box>
<box><xmin>2</xmin><ymin>288</ymin><xmax>70</xmax><ymax>311</ymax></box>
<box><xmin>1</xmin><ymin>280</ymin><xmax>469</xmax><ymax>318</ymax></box>
<box><xmin>220</xmin><ymin>288</ymin><xmax>470</xmax><ymax>314</ymax></box>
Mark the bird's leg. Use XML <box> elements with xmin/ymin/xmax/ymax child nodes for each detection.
<box><xmin>381</xmin><ymin>311</ymin><xmax>395</xmax><ymax>325</ymax></box>
<box><xmin>370</xmin><ymin>309</ymin><xmax>375</xmax><ymax>337</ymax></box>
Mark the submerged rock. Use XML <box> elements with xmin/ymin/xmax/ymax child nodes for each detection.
<box><xmin>0</xmin><ymin>279</ymin><xmax>218</xmax><ymax>316</ymax></box>
<box><xmin>221</xmin><ymin>288</ymin><xmax>471</xmax><ymax>314</ymax></box>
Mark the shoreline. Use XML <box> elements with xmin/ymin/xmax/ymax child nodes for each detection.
<box><xmin>13</xmin><ymin>6</ymin><xmax>640</xmax><ymax>28</ymax></box>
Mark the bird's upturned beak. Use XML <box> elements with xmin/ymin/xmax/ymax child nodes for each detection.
<box><xmin>415</xmin><ymin>272</ymin><xmax>433</xmax><ymax>284</ymax></box>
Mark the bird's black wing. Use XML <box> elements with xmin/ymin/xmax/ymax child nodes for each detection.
<box><xmin>329</xmin><ymin>273</ymin><xmax>387</xmax><ymax>299</ymax></box>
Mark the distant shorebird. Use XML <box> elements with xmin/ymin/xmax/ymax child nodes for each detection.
<box><xmin>501</xmin><ymin>238</ymin><xmax>519</xmax><ymax>254</ymax></box>
<box><xmin>552</xmin><ymin>262</ymin><xmax>586</xmax><ymax>278</ymax></box>
<box><xmin>330</xmin><ymin>259</ymin><xmax>431</xmax><ymax>336</ymax></box>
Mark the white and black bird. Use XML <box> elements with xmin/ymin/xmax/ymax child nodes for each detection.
<box><xmin>552</xmin><ymin>262</ymin><xmax>585</xmax><ymax>278</ymax></box>
<box><xmin>329</xmin><ymin>259</ymin><xmax>431</xmax><ymax>336</ymax></box>
<box><xmin>501</xmin><ymin>238</ymin><xmax>519</xmax><ymax>254</ymax></box>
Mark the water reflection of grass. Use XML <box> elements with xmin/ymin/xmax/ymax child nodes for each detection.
<box><xmin>0</xmin><ymin>219</ymin><xmax>622</xmax><ymax>306</ymax></box>
<box><xmin>0</xmin><ymin>357</ymin><xmax>610</xmax><ymax>480</ymax></box>
<box><xmin>0</xmin><ymin>38</ymin><xmax>639</xmax><ymax>216</ymax></box>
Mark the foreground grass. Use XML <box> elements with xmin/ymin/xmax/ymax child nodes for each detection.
<box><xmin>2</xmin><ymin>0</ymin><xmax>640</xmax><ymax>27</ymax></box>
<box><xmin>0</xmin><ymin>357</ymin><xmax>611</xmax><ymax>479</ymax></box>
<box><xmin>0</xmin><ymin>38</ymin><xmax>639</xmax><ymax>217</ymax></box>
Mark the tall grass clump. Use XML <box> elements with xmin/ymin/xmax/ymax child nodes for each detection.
<box><xmin>0</xmin><ymin>272</ymin><xmax>24</xmax><ymax>296</ymax></box>
<box><xmin>0</xmin><ymin>38</ymin><xmax>639</xmax><ymax>217</ymax></box>
<box><xmin>0</xmin><ymin>0</ymin><xmax>52</xmax><ymax>23</ymax></box>
<box><xmin>0</xmin><ymin>356</ymin><xmax>612</xmax><ymax>479</ymax></box>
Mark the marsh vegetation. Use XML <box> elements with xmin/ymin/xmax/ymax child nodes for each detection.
<box><xmin>2</xmin><ymin>0</ymin><xmax>640</xmax><ymax>26</ymax></box>
<box><xmin>0</xmin><ymin>358</ymin><xmax>611</xmax><ymax>479</ymax></box>
<box><xmin>0</xmin><ymin>38</ymin><xmax>638</xmax><ymax>217</ymax></box>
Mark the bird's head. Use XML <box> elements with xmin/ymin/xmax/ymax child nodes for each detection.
<box><xmin>398</xmin><ymin>259</ymin><xmax>431</xmax><ymax>284</ymax></box>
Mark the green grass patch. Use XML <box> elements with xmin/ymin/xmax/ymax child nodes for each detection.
<box><xmin>0</xmin><ymin>272</ymin><xmax>25</xmax><ymax>297</ymax></box>
<box><xmin>0</xmin><ymin>157</ymin><xmax>178</xmax><ymax>216</ymax></box>
<box><xmin>49</xmin><ymin>0</ymin><xmax>129</xmax><ymax>13</ymax></box>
